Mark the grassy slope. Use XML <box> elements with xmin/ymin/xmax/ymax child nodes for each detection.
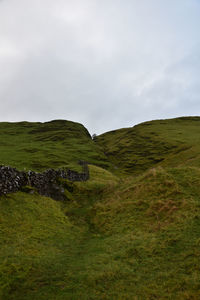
<box><xmin>0</xmin><ymin>166</ymin><xmax>119</xmax><ymax>300</ymax></box>
<box><xmin>1</xmin><ymin>117</ymin><xmax>200</xmax><ymax>299</ymax></box>
<box><xmin>1</xmin><ymin>165</ymin><xmax>200</xmax><ymax>299</ymax></box>
<box><xmin>96</xmin><ymin>116</ymin><xmax>200</xmax><ymax>174</ymax></box>
<box><xmin>0</xmin><ymin>120</ymin><xmax>110</xmax><ymax>171</ymax></box>
<box><xmin>90</xmin><ymin>166</ymin><xmax>200</xmax><ymax>299</ymax></box>
<box><xmin>0</xmin><ymin>191</ymin><xmax>80</xmax><ymax>300</ymax></box>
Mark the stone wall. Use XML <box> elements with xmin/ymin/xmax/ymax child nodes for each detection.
<box><xmin>0</xmin><ymin>162</ymin><xmax>89</xmax><ymax>199</ymax></box>
<box><xmin>0</xmin><ymin>166</ymin><xmax>27</xmax><ymax>195</ymax></box>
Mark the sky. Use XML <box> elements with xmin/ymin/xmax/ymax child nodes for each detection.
<box><xmin>0</xmin><ymin>0</ymin><xmax>200</xmax><ymax>134</ymax></box>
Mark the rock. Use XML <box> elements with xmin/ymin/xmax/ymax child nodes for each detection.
<box><xmin>0</xmin><ymin>162</ymin><xmax>89</xmax><ymax>200</ymax></box>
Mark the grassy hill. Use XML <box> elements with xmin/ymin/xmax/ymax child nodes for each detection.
<box><xmin>1</xmin><ymin>117</ymin><xmax>200</xmax><ymax>299</ymax></box>
<box><xmin>0</xmin><ymin>119</ymin><xmax>110</xmax><ymax>171</ymax></box>
<box><xmin>96</xmin><ymin>116</ymin><xmax>200</xmax><ymax>174</ymax></box>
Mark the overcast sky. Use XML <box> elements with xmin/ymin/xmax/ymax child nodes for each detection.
<box><xmin>0</xmin><ymin>0</ymin><xmax>200</xmax><ymax>134</ymax></box>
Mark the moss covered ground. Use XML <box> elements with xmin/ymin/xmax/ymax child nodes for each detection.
<box><xmin>1</xmin><ymin>117</ymin><xmax>200</xmax><ymax>299</ymax></box>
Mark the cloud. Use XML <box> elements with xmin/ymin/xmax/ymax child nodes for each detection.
<box><xmin>0</xmin><ymin>0</ymin><xmax>200</xmax><ymax>134</ymax></box>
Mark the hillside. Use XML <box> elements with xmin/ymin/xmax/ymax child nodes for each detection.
<box><xmin>96</xmin><ymin>116</ymin><xmax>200</xmax><ymax>174</ymax></box>
<box><xmin>1</xmin><ymin>117</ymin><xmax>200</xmax><ymax>299</ymax></box>
<box><xmin>0</xmin><ymin>119</ymin><xmax>110</xmax><ymax>171</ymax></box>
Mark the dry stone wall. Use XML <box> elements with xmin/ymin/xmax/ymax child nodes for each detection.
<box><xmin>0</xmin><ymin>162</ymin><xmax>89</xmax><ymax>200</ymax></box>
<box><xmin>0</xmin><ymin>166</ymin><xmax>27</xmax><ymax>195</ymax></box>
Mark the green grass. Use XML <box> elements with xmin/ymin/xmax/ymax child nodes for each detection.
<box><xmin>0</xmin><ymin>191</ymin><xmax>80</xmax><ymax>300</ymax></box>
<box><xmin>1</xmin><ymin>165</ymin><xmax>200</xmax><ymax>299</ymax></box>
<box><xmin>0</xmin><ymin>120</ymin><xmax>110</xmax><ymax>171</ymax></box>
<box><xmin>96</xmin><ymin>116</ymin><xmax>200</xmax><ymax>174</ymax></box>
<box><xmin>64</xmin><ymin>166</ymin><xmax>200</xmax><ymax>299</ymax></box>
<box><xmin>1</xmin><ymin>117</ymin><xmax>200</xmax><ymax>299</ymax></box>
